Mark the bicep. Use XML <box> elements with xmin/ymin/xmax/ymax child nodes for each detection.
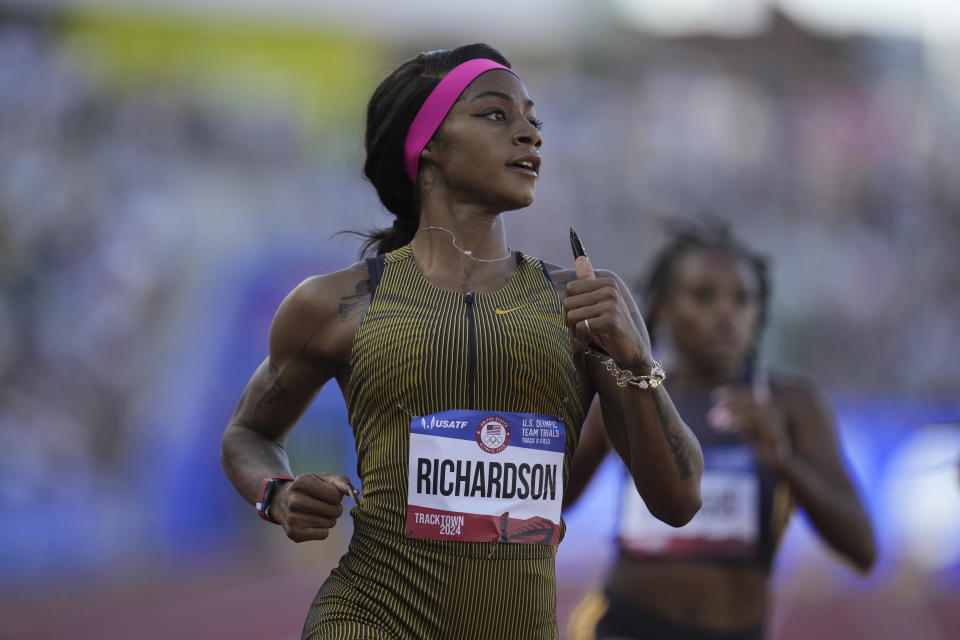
<box><xmin>229</xmin><ymin>278</ymin><xmax>343</xmax><ymax>442</ymax></box>
<box><xmin>230</xmin><ymin>355</ymin><xmax>332</xmax><ymax>442</ymax></box>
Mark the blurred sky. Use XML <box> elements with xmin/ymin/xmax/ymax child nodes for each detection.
<box><xmin>18</xmin><ymin>0</ymin><xmax>960</xmax><ymax>41</ymax></box>
<box><xmin>1</xmin><ymin>1</ymin><xmax>958</xmax><ymax>639</ymax></box>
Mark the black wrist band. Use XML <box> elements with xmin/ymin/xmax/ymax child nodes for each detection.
<box><xmin>256</xmin><ymin>475</ymin><xmax>294</xmax><ymax>523</ymax></box>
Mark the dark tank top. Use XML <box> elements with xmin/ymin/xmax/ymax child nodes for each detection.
<box><xmin>303</xmin><ymin>246</ymin><xmax>589</xmax><ymax>640</ymax></box>
<box><xmin>616</xmin><ymin>386</ymin><xmax>792</xmax><ymax>570</ymax></box>
<box><xmin>347</xmin><ymin>245</ymin><xmax>588</xmax><ymax>544</ymax></box>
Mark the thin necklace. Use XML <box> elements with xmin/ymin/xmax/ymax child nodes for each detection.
<box><xmin>416</xmin><ymin>226</ymin><xmax>514</xmax><ymax>263</ymax></box>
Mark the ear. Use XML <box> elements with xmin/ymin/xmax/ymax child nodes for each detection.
<box><xmin>420</xmin><ymin>141</ymin><xmax>437</xmax><ymax>164</ymax></box>
<box><xmin>417</xmin><ymin>143</ymin><xmax>444</xmax><ymax>186</ymax></box>
<box><xmin>421</xmin><ymin>122</ymin><xmax>450</xmax><ymax>164</ymax></box>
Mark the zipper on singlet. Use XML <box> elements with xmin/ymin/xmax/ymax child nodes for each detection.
<box><xmin>465</xmin><ymin>291</ymin><xmax>476</xmax><ymax>410</ymax></box>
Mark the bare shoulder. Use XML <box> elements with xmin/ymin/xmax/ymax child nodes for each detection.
<box><xmin>768</xmin><ymin>371</ymin><xmax>837</xmax><ymax>441</ymax></box>
<box><xmin>541</xmin><ymin>261</ymin><xmax>638</xmax><ymax>310</ymax></box>
<box><xmin>769</xmin><ymin>372</ymin><xmax>829</xmax><ymax>410</ymax></box>
<box><xmin>540</xmin><ymin>261</ymin><xmax>627</xmax><ymax>289</ymax></box>
<box><xmin>593</xmin><ymin>268</ymin><xmax>631</xmax><ymax>289</ymax></box>
<box><xmin>276</xmin><ymin>261</ymin><xmax>368</xmax><ymax>320</ymax></box>
<box><xmin>540</xmin><ymin>261</ymin><xmax>576</xmax><ymax>293</ymax></box>
<box><xmin>542</xmin><ymin>260</ymin><xmax>627</xmax><ymax>283</ymax></box>
<box><xmin>270</xmin><ymin>260</ymin><xmax>372</xmax><ymax>364</ymax></box>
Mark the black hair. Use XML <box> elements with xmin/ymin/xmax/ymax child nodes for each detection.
<box><xmin>639</xmin><ymin>216</ymin><xmax>772</xmax><ymax>370</ymax></box>
<box><xmin>358</xmin><ymin>43</ymin><xmax>512</xmax><ymax>256</ymax></box>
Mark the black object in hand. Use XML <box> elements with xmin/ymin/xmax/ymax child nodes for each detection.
<box><xmin>570</xmin><ymin>228</ymin><xmax>587</xmax><ymax>259</ymax></box>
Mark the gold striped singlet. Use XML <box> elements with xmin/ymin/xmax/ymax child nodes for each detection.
<box><xmin>302</xmin><ymin>245</ymin><xmax>587</xmax><ymax>640</ymax></box>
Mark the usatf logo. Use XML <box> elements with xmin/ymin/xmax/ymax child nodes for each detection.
<box><xmin>475</xmin><ymin>416</ymin><xmax>510</xmax><ymax>454</ymax></box>
<box><xmin>421</xmin><ymin>416</ymin><xmax>468</xmax><ymax>431</ymax></box>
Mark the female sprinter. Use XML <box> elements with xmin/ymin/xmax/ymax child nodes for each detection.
<box><xmin>220</xmin><ymin>44</ymin><xmax>703</xmax><ymax>640</ymax></box>
<box><xmin>565</xmin><ymin>220</ymin><xmax>875</xmax><ymax>640</ymax></box>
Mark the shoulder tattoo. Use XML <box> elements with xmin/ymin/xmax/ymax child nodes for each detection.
<box><xmin>338</xmin><ymin>277</ymin><xmax>371</xmax><ymax>321</ymax></box>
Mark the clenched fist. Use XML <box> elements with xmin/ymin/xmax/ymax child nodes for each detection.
<box><xmin>270</xmin><ymin>473</ymin><xmax>353</xmax><ymax>542</ymax></box>
<box><xmin>563</xmin><ymin>255</ymin><xmax>653</xmax><ymax>368</ymax></box>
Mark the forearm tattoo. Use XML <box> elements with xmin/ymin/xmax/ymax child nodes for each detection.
<box><xmin>653</xmin><ymin>389</ymin><xmax>693</xmax><ymax>480</ymax></box>
<box><xmin>255</xmin><ymin>363</ymin><xmax>288</xmax><ymax>416</ymax></box>
<box><xmin>625</xmin><ymin>310</ymin><xmax>690</xmax><ymax>478</ymax></box>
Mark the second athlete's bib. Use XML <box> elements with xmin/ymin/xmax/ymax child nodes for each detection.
<box><xmin>618</xmin><ymin>445</ymin><xmax>759</xmax><ymax>559</ymax></box>
<box><xmin>406</xmin><ymin>409</ymin><xmax>566</xmax><ymax>545</ymax></box>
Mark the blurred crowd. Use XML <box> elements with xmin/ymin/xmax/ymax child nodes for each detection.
<box><xmin>0</xmin><ymin>15</ymin><xmax>354</xmax><ymax>568</ymax></box>
<box><xmin>530</xmin><ymin>16</ymin><xmax>960</xmax><ymax>399</ymax></box>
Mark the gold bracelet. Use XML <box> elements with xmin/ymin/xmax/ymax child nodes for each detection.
<box><xmin>585</xmin><ymin>348</ymin><xmax>666</xmax><ymax>390</ymax></box>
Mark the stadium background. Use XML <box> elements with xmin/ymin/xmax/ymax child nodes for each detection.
<box><xmin>1</xmin><ymin>1</ymin><xmax>958</xmax><ymax>638</ymax></box>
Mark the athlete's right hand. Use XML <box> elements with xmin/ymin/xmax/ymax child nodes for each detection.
<box><xmin>271</xmin><ymin>473</ymin><xmax>352</xmax><ymax>542</ymax></box>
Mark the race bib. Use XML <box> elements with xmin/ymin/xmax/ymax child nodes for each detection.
<box><xmin>406</xmin><ymin>409</ymin><xmax>566</xmax><ymax>545</ymax></box>
<box><xmin>618</xmin><ymin>446</ymin><xmax>759</xmax><ymax>559</ymax></box>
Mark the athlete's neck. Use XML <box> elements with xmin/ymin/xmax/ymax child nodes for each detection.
<box><xmin>410</xmin><ymin>208</ymin><xmax>515</xmax><ymax>294</ymax></box>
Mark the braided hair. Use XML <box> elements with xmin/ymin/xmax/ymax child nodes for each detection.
<box><xmin>639</xmin><ymin>217</ymin><xmax>772</xmax><ymax>370</ymax></box>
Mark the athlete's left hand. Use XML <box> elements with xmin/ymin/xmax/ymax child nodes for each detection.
<box><xmin>563</xmin><ymin>255</ymin><xmax>652</xmax><ymax>368</ymax></box>
<box><xmin>709</xmin><ymin>387</ymin><xmax>791</xmax><ymax>468</ymax></box>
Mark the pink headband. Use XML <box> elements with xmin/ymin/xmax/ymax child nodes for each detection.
<box><xmin>403</xmin><ymin>58</ymin><xmax>518</xmax><ymax>182</ymax></box>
